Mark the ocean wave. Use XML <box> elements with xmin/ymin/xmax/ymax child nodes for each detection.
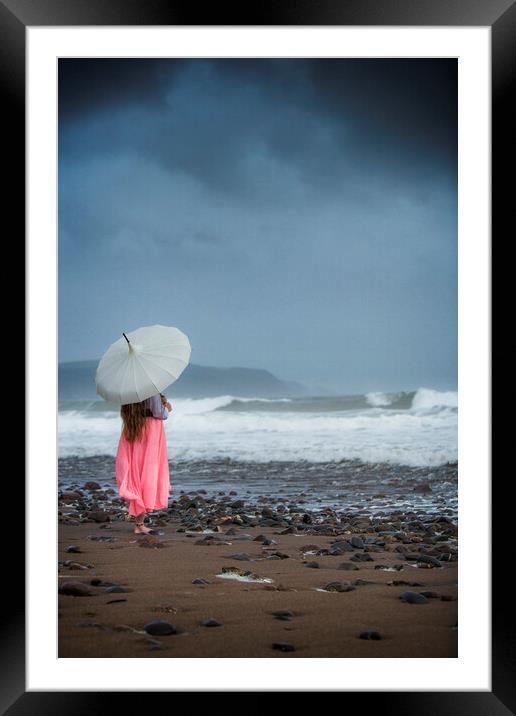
<box><xmin>58</xmin><ymin>386</ymin><xmax>457</xmax><ymax>466</ymax></box>
<box><xmin>366</xmin><ymin>391</ymin><xmax>394</xmax><ymax>407</ymax></box>
<box><xmin>58</xmin><ymin>397</ymin><xmax>457</xmax><ymax>467</ymax></box>
<box><xmin>411</xmin><ymin>387</ymin><xmax>458</xmax><ymax>410</ymax></box>
<box><xmin>59</xmin><ymin>387</ymin><xmax>457</xmax><ymax>416</ymax></box>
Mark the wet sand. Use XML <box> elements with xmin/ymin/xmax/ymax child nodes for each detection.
<box><xmin>58</xmin><ymin>492</ymin><xmax>458</xmax><ymax>657</ymax></box>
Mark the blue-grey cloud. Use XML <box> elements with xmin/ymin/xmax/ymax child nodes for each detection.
<box><xmin>58</xmin><ymin>59</ymin><xmax>457</xmax><ymax>393</ymax></box>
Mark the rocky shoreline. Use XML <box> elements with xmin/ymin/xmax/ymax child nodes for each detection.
<box><xmin>58</xmin><ymin>468</ymin><xmax>458</xmax><ymax>658</ymax></box>
<box><xmin>59</xmin><ymin>456</ymin><xmax>458</xmax><ymax>518</ymax></box>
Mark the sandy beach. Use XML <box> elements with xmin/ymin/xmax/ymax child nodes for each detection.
<box><xmin>58</xmin><ymin>480</ymin><xmax>458</xmax><ymax>658</ymax></box>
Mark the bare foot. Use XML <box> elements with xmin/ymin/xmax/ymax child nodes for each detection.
<box><xmin>134</xmin><ymin>523</ymin><xmax>153</xmax><ymax>534</ymax></box>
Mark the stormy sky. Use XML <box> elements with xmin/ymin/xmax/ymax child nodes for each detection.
<box><xmin>58</xmin><ymin>59</ymin><xmax>457</xmax><ymax>394</ymax></box>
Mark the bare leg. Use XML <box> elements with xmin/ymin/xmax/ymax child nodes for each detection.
<box><xmin>134</xmin><ymin>512</ymin><xmax>152</xmax><ymax>534</ymax></box>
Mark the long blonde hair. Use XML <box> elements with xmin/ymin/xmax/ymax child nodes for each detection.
<box><xmin>120</xmin><ymin>401</ymin><xmax>148</xmax><ymax>442</ymax></box>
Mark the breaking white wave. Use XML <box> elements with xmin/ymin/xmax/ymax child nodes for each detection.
<box><xmin>411</xmin><ymin>387</ymin><xmax>458</xmax><ymax>411</ymax></box>
<box><xmin>58</xmin><ymin>388</ymin><xmax>457</xmax><ymax>467</ymax></box>
<box><xmin>366</xmin><ymin>392</ymin><xmax>393</xmax><ymax>407</ymax></box>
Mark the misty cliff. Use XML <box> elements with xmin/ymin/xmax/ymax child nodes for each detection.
<box><xmin>58</xmin><ymin>360</ymin><xmax>308</xmax><ymax>401</ymax></box>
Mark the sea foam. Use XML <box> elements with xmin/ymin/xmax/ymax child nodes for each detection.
<box><xmin>58</xmin><ymin>388</ymin><xmax>458</xmax><ymax>467</ymax></box>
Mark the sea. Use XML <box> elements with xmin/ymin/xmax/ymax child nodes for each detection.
<box><xmin>58</xmin><ymin>387</ymin><xmax>458</xmax><ymax>519</ymax></box>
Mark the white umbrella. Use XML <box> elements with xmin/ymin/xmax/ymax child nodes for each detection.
<box><xmin>95</xmin><ymin>324</ymin><xmax>191</xmax><ymax>405</ymax></box>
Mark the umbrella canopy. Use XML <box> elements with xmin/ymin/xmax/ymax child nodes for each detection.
<box><xmin>95</xmin><ymin>324</ymin><xmax>191</xmax><ymax>405</ymax></box>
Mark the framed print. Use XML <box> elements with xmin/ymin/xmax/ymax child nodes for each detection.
<box><xmin>6</xmin><ymin>0</ymin><xmax>511</xmax><ymax>709</ymax></box>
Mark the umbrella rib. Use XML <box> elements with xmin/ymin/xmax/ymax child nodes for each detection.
<box><xmin>117</xmin><ymin>356</ymin><xmax>133</xmax><ymax>405</ymax></box>
<box><xmin>132</xmin><ymin>355</ymin><xmax>145</xmax><ymax>402</ymax></box>
<box><xmin>141</xmin><ymin>345</ymin><xmax>190</xmax><ymax>358</ymax></box>
<box><xmin>142</xmin><ymin>335</ymin><xmax>190</xmax><ymax>346</ymax></box>
<box><xmin>133</xmin><ymin>354</ymin><xmax>161</xmax><ymax>398</ymax></box>
<box><xmin>141</xmin><ymin>350</ymin><xmax>189</xmax><ymax>361</ymax></box>
<box><xmin>138</xmin><ymin>354</ymin><xmax>189</xmax><ymax>376</ymax></box>
<box><xmin>96</xmin><ymin>354</ymin><xmax>128</xmax><ymax>383</ymax></box>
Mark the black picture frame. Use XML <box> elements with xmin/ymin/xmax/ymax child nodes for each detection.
<box><xmin>8</xmin><ymin>0</ymin><xmax>510</xmax><ymax>710</ymax></box>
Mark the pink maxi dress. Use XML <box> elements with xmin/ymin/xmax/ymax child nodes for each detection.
<box><xmin>115</xmin><ymin>394</ymin><xmax>171</xmax><ymax>516</ymax></box>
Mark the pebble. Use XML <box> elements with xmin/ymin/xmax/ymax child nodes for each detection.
<box><xmin>272</xmin><ymin>610</ymin><xmax>294</xmax><ymax>620</ymax></box>
<box><xmin>400</xmin><ymin>591</ymin><xmax>429</xmax><ymax>604</ymax></box>
<box><xmin>351</xmin><ymin>553</ymin><xmax>373</xmax><ymax>562</ymax></box>
<box><xmin>305</xmin><ymin>561</ymin><xmax>320</xmax><ymax>569</ymax></box>
<box><xmin>83</xmin><ymin>481</ymin><xmax>102</xmax><ymax>491</ymax></box>
<box><xmin>59</xmin><ymin>560</ymin><xmax>92</xmax><ymax>570</ymax></box>
<box><xmin>272</xmin><ymin>642</ymin><xmax>295</xmax><ymax>652</ymax></box>
<box><xmin>359</xmin><ymin>630</ymin><xmax>383</xmax><ymax>640</ymax></box>
<box><xmin>59</xmin><ymin>581</ymin><xmax>96</xmax><ymax>597</ymax></box>
<box><xmin>337</xmin><ymin>562</ymin><xmax>359</xmax><ymax>571</ymax></box>
<box><xmin>61</xmin><ymin>491</ymin><xmax>83</xmax><ymax>502</ymax></box>
<box><xmin>201</xmin><ymin>618</ymin><xmax>223</xmax><ymax>627</ymax></box>
<box><xmin>438</xmin><ymin>552</ymin><xmax>456</xmax><ymax>562</ymax></box>
<box><xmin>192</xmin><ymin>578</ymin><xmax>211</xmax><ymax>585</ymax></box>
<box><xmin>375</xmin><ymin>564</ymin><xmax>403</xmax><ymax>571</ymax></box>
<box><xmin>266</xmin><ymin>551</ymin><xmax>289</xmax><ymax>560</ymax></box>
<box><xmin>416</xmin><ymin>555</ymin><xmax>442</xmax><ymax>567</ymax></box>
<box><xmin>323</xmin><ymin>581</ymin><xmax>356</xmax><ymax>593</ymax></box>
<box><xmin>331</xmin><ymin>541</ymin><xmax>354</xmax><ymax>553</ymax></box>
<box><xmin>195</xmin><ymin>536</ymin><xmax>231</xmax><ymax>546</ymax></box>
<box><xmin>350</xmin><ymin>536</ymin><xmax>365</xmax><ymax>549</ymax></box>
<box><xmin>144</xmin><ymin>620</ymin><xmax>177</xmax><ymax>636</ymax></box>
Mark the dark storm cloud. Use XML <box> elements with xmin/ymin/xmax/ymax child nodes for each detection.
<box><xmin>59</xmin><ymin>59</ymin><xmax>456</xmax><ymax>201</ymax></box>
<box><xmin>58</xmin><ymin>58</ymin><xmax>457</xmax><ymax>392</ymax></box>
<box><xmin>58</xmin><ymin>59</ymin><xmax>186</xmax><ymax>119</ymax></box>
<box><xmin>59</xmin><ymin>59</ymin><xmax>456</xmax><ymax>148</ymax></box>
<box><xmin>307</xmin><ymin>60</ymin><xmax>457</xmax><ymax>158</ymax></box>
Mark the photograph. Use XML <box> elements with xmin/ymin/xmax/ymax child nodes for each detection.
<box><xmin>6</xmin><ymin>0</ymin><xmax>505</xmax><ymax>703</ymax></box>
<box><xmin>57</xmin><ymin>57</ymin><xmax>459</xmax><ymax>658</ymax></box>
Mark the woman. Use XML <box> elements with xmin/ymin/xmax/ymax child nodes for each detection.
<box><xmin>115</xmin><ymin>392</ymin><xmax>173</xmax><ymax>534</ymax></box>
